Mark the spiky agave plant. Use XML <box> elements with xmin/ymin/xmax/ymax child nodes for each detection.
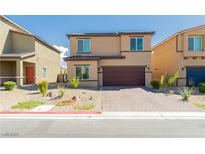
<box><xmin>178</xmin><ymin>87</ymin><xmax>193</xmax><ymax>101</ymax></box>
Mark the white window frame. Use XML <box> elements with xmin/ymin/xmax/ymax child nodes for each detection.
<box><xmin>130</xmin><ymin>37</ymin><xmax>144</xmax><ymax>51</ymax></box>
<box><xmin>42</xmin><ymin>67</ymin><xmax>47</xmax><ymax>78</ymax></box>
<box><xmin>188</xmin><ymin>36</ymin><xmax>202</xmax><ymax>52</ymax></box>
<box><xmin>75</xmin><ymin>65</ymin><xmax>90</xmax><ymax>80</ymax></box>
<box><xmin>77</xmin><ymin>39</ymin><xmax>91</xmax><ymax>53</ymax></box>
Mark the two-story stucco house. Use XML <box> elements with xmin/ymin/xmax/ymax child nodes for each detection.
<box><xmin>152</xmin><ymin>25</ymin><xmax>205</xmax><ymax>86</ymax></box>
<box><xmin>65</xmin><ymin>32</ymin><xmax>154</xmax><ymax>87</ymax></box>
<box><xmin>0</xmin><ymin>16</ymin><xmax>61</xmax><ymax>86</ymax></box>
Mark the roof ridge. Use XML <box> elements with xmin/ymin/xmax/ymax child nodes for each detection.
<box><xmin>1</xmin><ymin>16</ymin><xmax>61</xmax><ymax>53</ymax></box>
<box><xmin>153</xmin><ymin>24</ymin><xmax>205</xmax><ymax>49</ymax></box>
<box><xmin>0</xmin><ymin>15</ymin><xmax>32</xmax><ymax>34</ymax></box>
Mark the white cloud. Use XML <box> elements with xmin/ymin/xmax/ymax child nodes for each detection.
<box><xmin>53</xmin><ymin>45</ymin><xmax>70</xmax><ymax>68</ymax></box>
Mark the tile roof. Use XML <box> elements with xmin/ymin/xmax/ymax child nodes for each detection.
<box><xmin>0</xmin><ymin>52</ymin><xmax>35</xmax><ymax>59</ymax></box>
<box><xmin>64</xmin><ymin>55</ymin><xmax>125</xmax><ymax>61</ymax></box>
<box><xmin>67</xmin><ymin>31</ymin><xmax>155</xmax><ymax>38</ymax></box>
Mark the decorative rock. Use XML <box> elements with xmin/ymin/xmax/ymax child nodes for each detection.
<box><xmin>46</xmin><ymin>91</ymin><xmax>53</xmax><ymax>97</ymax></box>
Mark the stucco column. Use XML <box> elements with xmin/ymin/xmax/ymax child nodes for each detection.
<box><xmin>34</xmin><ymin>63</ymin><xmax>38</xmax><ymax>84</ymax></box>
<box><xmin>145</xmin><ymin>65</ymin><xmax>152</xmax><ymax>87</ymax></box>
<box><xmin>16</xmin><ymin>60</ymin><xmax>23</xmax><ymax>86</ymax></box>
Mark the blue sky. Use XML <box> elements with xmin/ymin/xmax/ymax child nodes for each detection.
<box><xmin>6</xmin><ymin>15</ymin><xmax>205</xmax><ymax>67</ymax></box>
<box><xmin>7</xmin><ymin>15</ymin><xmax>205</xmax><ymax>47</ymax></box>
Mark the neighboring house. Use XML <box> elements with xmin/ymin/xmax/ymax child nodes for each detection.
<box><xmin>152</xmin><ymin>25</ymin><xmax>205</xmax><ymax>86</ymax></box>
<box><xmin>0</xmin><ymin>16</ymin><xmax>61</xmax><ymax>86</ymax></box>
<box><xmin>64</xmin><ymin>32</ymin><xmax>154</xmax><ymax>87</ymax></box>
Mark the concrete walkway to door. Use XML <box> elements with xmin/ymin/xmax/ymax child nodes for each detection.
<box><xmin>101</xmin><ymin>87</ymin><xmax>203</xmax><ymax>112</ymax></box>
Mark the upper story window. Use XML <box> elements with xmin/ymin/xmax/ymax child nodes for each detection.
<box><xmin>77</xmin><ymin>39</ymin><xmax>91</xmax><ymax>53</ymax></box>
<box><xmin>130</xmin><ymin>37</ymin><xmax>144</xmax><ymax>51</ymax></box>
<box><xmin>188</xmin><ymin>36</ymin><xmax>202</xmax><ymax>52</ymax></box>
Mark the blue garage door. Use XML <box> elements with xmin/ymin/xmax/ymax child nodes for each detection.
<box><xmin>187</xmin><ymin>67</ymin><xmax>205</xmax><ymax>86</ymax></box>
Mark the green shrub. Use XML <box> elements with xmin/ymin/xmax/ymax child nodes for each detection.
<box><xmin>11</xmin><ymin>101</ymin><xmax>45</xmax><ymax>109</ymax></box>
<box><xmin>166</xmin><ymin>71</ymin><xmax>179</xmax><ymax>87</ymax></box>
<box><xmin>4</xmin><ymin>81</ymin><xmax>16</xmax><ymax>91</ymax></box>
<box><xmin>58</xmin><ymin>87</ymin><xmax>66</xmax><ymax>97</ymax></box>
<box><xmin>38</xmin><ymin>80</ymin><xmax>48</xmax><ymax>96</ymax></box>
<box><xmin>70</xmin><ymin>77</ymin><xmax>80</xmax><ymax>88</ymax></box>
<box><xmin>199</xmin><ymin>83</ymin><xmax>205</xmax><ymax>93</ymax></box>
<box><xmin>179</xmin><ymin>87</ymin><xmax>193</xmax><ymax>101</ymax></box>
<box><xmin>151</xmin><ymin>80</ymin><xmax>160</xmax><ymax>89</ymax></box>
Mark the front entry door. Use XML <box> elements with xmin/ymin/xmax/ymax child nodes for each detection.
<box><xmin>26</xmin><ymin>66</ymin><xmax>35</xmax><ymax>84</ymax></box>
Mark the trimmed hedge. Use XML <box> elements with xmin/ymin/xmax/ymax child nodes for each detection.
<box><xmin>38</xmin><ymin>80</ymin><xmax>48</xmax><ymax>96</ymax></box>
<box><xmin>4</xmin><ymin>81</ymin><xmax>17</xmax><ymax>91</ymax></box>
<box><xmin>151</xmin><ymin>80</ymin><xmax>160</xmax><ymax>89</ymax></box>
<box><xmin>70</xmin><ymin>77</ymin><xmax>80</xmax><ymax>88</ymax></box>
<box><xmin>199</xmin><ymin>83</ymin><xmax>205</xmax><ymax>93</ymax></box>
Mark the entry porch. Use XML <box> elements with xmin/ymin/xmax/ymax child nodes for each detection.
<box><xmin>0</xmin><ymin>59</ymin><xmax>36</xmax><ymax>86</ymax></box>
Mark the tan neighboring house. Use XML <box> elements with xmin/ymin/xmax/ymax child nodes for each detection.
<box><xmin>152</xmin><ymin>25</ymin><xmax>205</xmax><ymax>86</ymax></box>
<box><xmin>65</xmin><ymin>32</ymin><xmax>154</xmax><ymax>87</ymax></box>
<box><xmin>0</xmin><ymin>16</ymin><xmax>61</xmax><ymax>86</ymax></box>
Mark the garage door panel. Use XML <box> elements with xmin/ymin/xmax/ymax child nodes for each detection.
<box><xmin>103</xmin><ymin>67</ymin><xmax>145</xmax><ymax>86</ymax></box>
<box><xmin>187</xmin><ymin>67</ymin><xmax>205</xmax><ymax>86</ymax></box>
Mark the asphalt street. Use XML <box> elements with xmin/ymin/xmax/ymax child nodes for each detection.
<box><xmin>1</xmin><ymin>118</ymin><xmax>205</xmax><ymax>137</ymax></box>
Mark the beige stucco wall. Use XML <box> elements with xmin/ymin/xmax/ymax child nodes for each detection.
<box><xmin>68</xmin><ymin>34</ymin><xmax>153</xmax><ymax>87</ymax></box>
<box><xmin>152</xmin><ymin>26</ymin><xmax>205</xmax><ymax>86</ymax></box>
<box><xmin>67</xmin><ymin>52</ymin><xmax>152</xmax><ymax>87</ymax></box>
<box><xmin>152</xmin><ymin>36</ymin><xmax>180</xmax><ymax>80</ymax></box>
<box><xmin>0</xmin><ymin>17</ymin><xmax>30</xmax><ymax>54</ymax></box>
<box><xmin>0</xmin><ymin>19</ymin><xmax>12</xmax><ymax>53</ymax></box>
<box><xmin>70</xmin><ymin>36</ymin><xmax>121</xmax><ymax>56</ymax></box>
<box><xmin>99</xmin><ymin>52</ymin><xmax>151</xmax><ymax>66</ymax></box>
<box><xmin>70</xmin><ymin>34</ymin><xmax>152</xmax><ymax>56</ymax></box>
<box><xmin>34</xmin><ymin>40</ymin><xmax>61</xmax><ymax>83</ymax></box>
<box><xmin>11</xmin><ymin>32</ymin><xmax>35</xmax><ymax>52</ymax></box>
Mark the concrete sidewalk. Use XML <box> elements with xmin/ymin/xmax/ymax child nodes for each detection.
<box><xmin>1</xmin><ymin>112</ymin><xmax>205</xmax><ymax>119</ymax></box>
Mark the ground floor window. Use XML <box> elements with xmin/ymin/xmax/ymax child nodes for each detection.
<box><xmin>42</xmin><ymin>67</ymin><xmax>47</xmax><ymax>78</ymax></box>
<box><xmin>75</xmin><ymin>65</ymin><xmax>90</xmax><ymax>80</ymax></box>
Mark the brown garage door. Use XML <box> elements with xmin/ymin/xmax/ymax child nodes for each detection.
<box><xmin>103</xmin><ymin>66</ymin><xmax>145</xmax><ymax>86</ymax></box>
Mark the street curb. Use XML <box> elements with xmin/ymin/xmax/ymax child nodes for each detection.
<box><xmin>1</xmin><ymin>112</ymin><xmax>205</xmax><ymax>119</ymax></box>
<box><xmin>0</xmin><ymin>111</ymin><xmax>101</xmax><ymax>114</ymax></box>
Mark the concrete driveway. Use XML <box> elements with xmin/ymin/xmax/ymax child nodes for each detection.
<box><xmin>102</xmin><ymin>87</ymin><xmax>202</xmax><ymax>112</ymax></box>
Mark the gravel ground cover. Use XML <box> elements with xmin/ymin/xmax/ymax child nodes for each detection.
<box><xmin>0</xmin><ymin>85</ymin><xmax>205</xmax><ymax>112</ymax></box>
<box><xmin>0</xmin><ymin>87</ymin><xmax>101</xmax><ymax>112</ymax></box>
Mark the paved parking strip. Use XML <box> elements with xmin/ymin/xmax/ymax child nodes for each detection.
<box><xmin>102</xmin><ymin>87</ymin><xmax>202</xmax><ymax>112</ymax></box>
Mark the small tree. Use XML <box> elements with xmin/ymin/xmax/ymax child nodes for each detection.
<box><xmin>199</xmin><ymin>83</ymin><xmax>205</xmax><ymax>93</ymax></box>
<box><xmin>70</xmin><ymin>77</ymin><xmax>80</xmax><ymax>88</ymax></box>
<box><xmin>38</xmin><ymin>80</ymin><xmax>48</xmax><ymax>96</ymax></box>
<box><xmin>159</xmin><ymin>75</ymin><xmax>165</xmax><ymax>88</ymax></box>
<box><xmin>58</xmin><ymin>87</ymin><xmax>66</xmax><ymax>97</ymax></box>
<box><xmin>166</xmin><ymin>71</ymin><xmax>179</xmax><ymax>87</ymax></box>
<box><xmin>151</xmin><ymin>80</ymin><xmax>160</xmax><ymax>89</ymax></box>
